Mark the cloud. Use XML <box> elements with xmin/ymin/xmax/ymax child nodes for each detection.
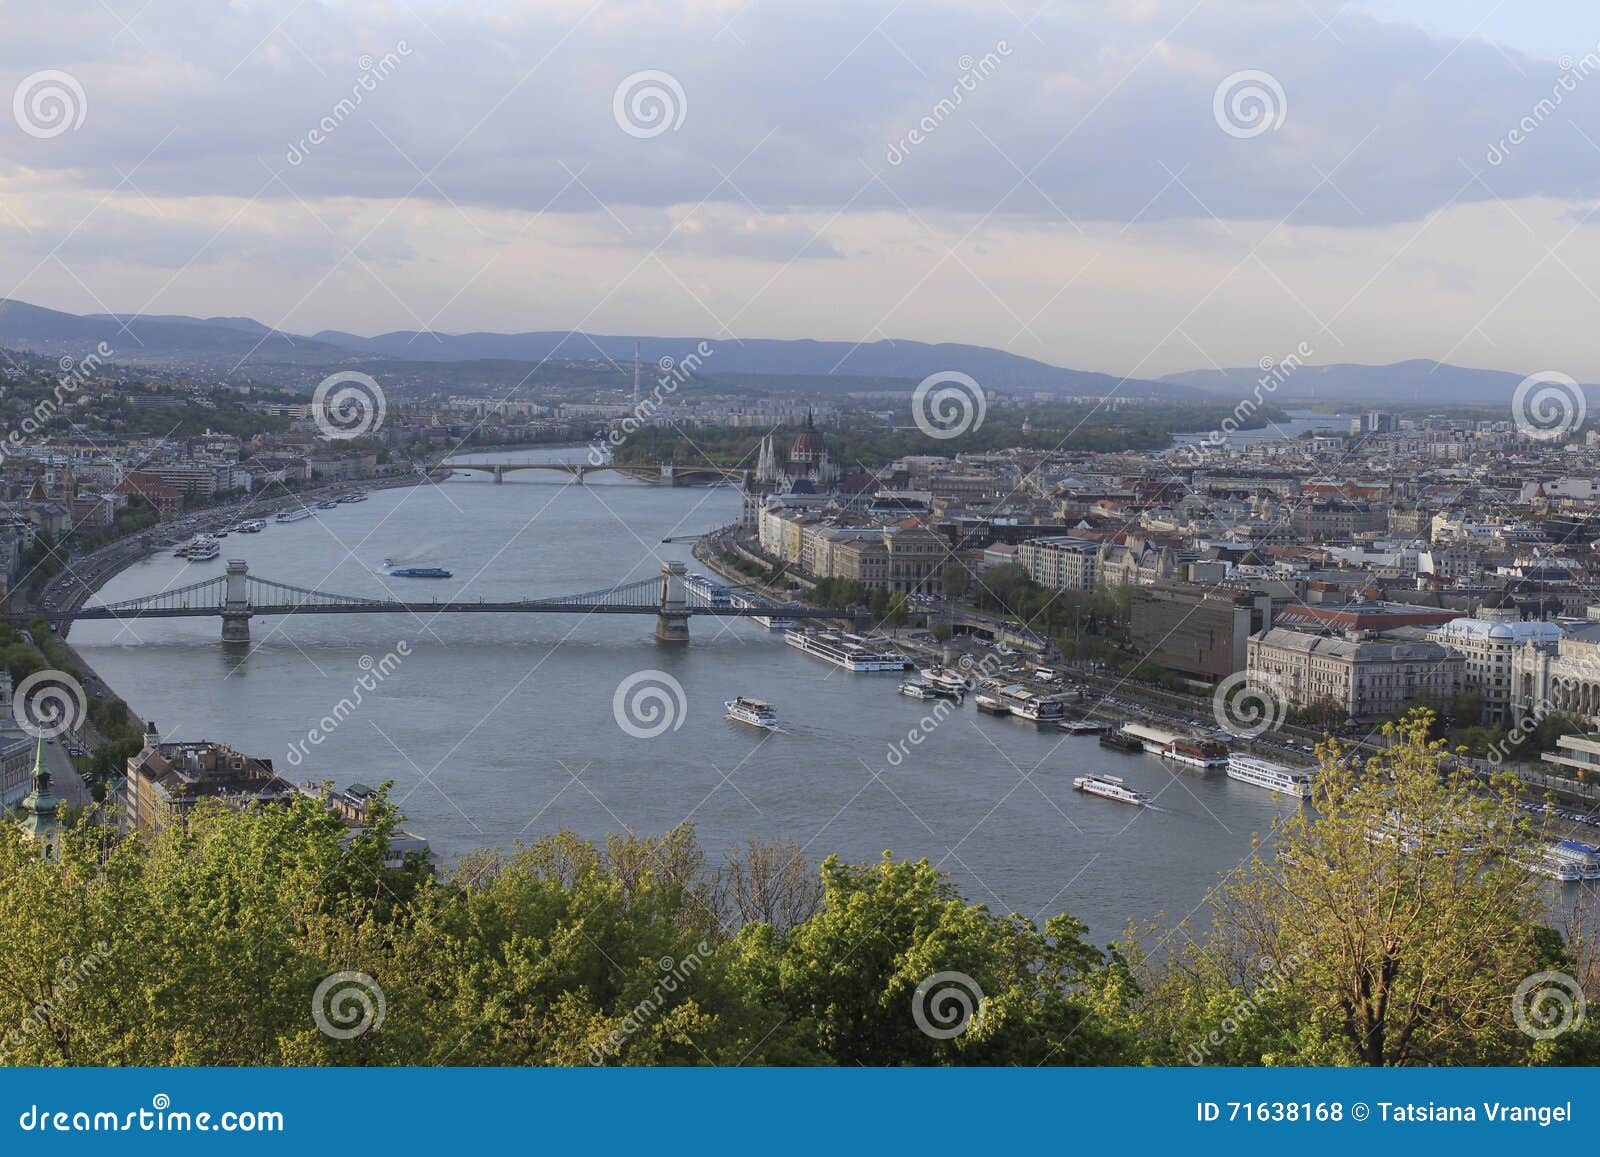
<box><xmin>2</xmin><ymin>0</ymin><xmax>1597</xmax><ymax>230</ymax></box>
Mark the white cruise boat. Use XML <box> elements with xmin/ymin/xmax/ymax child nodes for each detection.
<box><xmin>898</xmin><ymin>680</ymin><xmax>940</xmax><ymax>701</ymax></box>
<box><xmin>993</xmin><ymin>683</ymin><xmax>1066</xmax><ymax>723</ymax></box>
<box><xmin>1226</xmin><ymin>754</ymin><xmax>1313</xmax><ymax>799</ymax></box>
<box><xmin>724</xmin><ymin>696</ymin><xmax>779</xmax><ymax>729</ymax></box>
<box><xmin>235</xmin><ymin>519</ymin><xmax>266</xmax><ymax>533</ymax></box>
<box><xmin>184</xmin><ymin>538</ymin><xmax>220</xmax><ymax>561</ymax></box>
<box><xmin>1521</xmin><ymin>847</ymin><xmax>1584</xmax><ymax>882</ymax></box>
<box><xmin>1546</xmin><ymin>840</ymin><xmax>1600</xmax><ymax>880</ymax></box>
<box><xmin>1073</xmin><ymin>773</ymin><xmax>1148</xmax><ymax>806</ymax></box>
<box><xmin>784</xmin><ymin>629</ymin><xmax>910</xmax><ymax>672</ymax></box>
<box><xmin>275</xmin><ymin>508</ymin><xmax>313</xmax><ymax>523</ymax></box>
<box><xmin>918</xmin><ymin>666</ymin><xmax>971</xmax><ymax>695</ymax></box>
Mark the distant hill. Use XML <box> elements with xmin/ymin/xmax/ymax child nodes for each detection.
<box><xmin>0</xmin><ymin>299</ymin><xmax>351</xmax><ymax>366</ymax></box>
<box><xmin>307</xmin><ymin>328</ymin><xmax>1189</xmax><ymax>397</ymax></box>
<box><xmin>0</xmin><ymin>299</ymin><xmax>1191</xmax><ymax>396</ymax></box>
<box><xmin>1161</xmin><ymin>358</ymin><xmax>1596</xmax><ymax>405</ymax></box>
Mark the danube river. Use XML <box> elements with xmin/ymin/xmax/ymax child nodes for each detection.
<box><xmin>70</xmin><ymin>448</ymin><xmax>1303</xmax><ymax>944</ymax></box>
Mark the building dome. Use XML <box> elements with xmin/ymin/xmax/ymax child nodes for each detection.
<box><xmin>790</xmin><ymin>410</ymin><xmax>826</xmax><ymax>464</ymax></box>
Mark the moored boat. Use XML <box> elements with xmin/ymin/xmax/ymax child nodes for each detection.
<box><xmin>1226</xmin><ymin>754</ymin><xmax>1313</xmax><ymax>798</ymax></box>
<box><xmin>784</xmin><ymin>629</ymin><xmax>909</xmax><ymax>672</ymax></box>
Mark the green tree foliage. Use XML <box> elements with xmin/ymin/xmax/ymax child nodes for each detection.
<box><xmin>1134</xmin><ymin>709</ymin><xmax>1599</xmax><ymax>1065</ymax></box>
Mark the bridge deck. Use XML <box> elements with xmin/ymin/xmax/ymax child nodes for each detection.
<box><xmin>42</xmin><ymin>602</ymin><xmax>841</xmax><ymax>620</ymax></box>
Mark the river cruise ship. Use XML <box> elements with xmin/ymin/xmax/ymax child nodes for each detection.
<box><xmin>724</xmin><ymin>696</ymin><xmax>779</xmax><ymax>729</ymax></box>
<box><xmin>992</xmin><ymin>683</ymin><xmax>1066</xmax><ymax>723</ymax></box>
<box><xmin>275</xmin><ymin>508</ymin><xmax>313</xmax><ymax>523</ymax></box>
<box><xmin>1226</xmin><ymin>754</ymin><xmax>1314</xmax><ymax>798</ymax></box>
<box><xmin>897</xmin><ymin>680</ymin><xmax>940</xmax><ymax>701</ymax></box>
<box><xmin>1073</xmin><ymin>773</ymin><xmax>1148</xmax><ymax>806</ymax></box>
<box><xmin>783</xmin><ymin>629</ymin><xmax>910</xmax><ymax>672</ymax></box>
<box><xmin>918</xmin><ymin>666</ymin><xmax>971</xmax><ymax>695</ymax></box>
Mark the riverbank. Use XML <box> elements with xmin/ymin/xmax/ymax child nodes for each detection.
<box><xmin>27</xmin><ymin>470</ymin><xmax>446</xmax><ymax>746</ymax></box>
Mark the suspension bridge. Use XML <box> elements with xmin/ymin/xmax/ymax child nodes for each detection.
<box><xmin>441</xmin><ymin>461</ymin><xmax>747</xmax><ymax>485</ymax></box>
<box><xmin>31</xmin><ymin>561</ymin><xmax>856</xmax><ymax>644</ymax></box>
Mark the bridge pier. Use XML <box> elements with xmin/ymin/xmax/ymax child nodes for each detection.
<box><xmin>655</xmin><ymin>560</ymin><xmax>689</xmax><ymax>643</ymax></box>
<box><xmin>222</xmin><ymin>559</ymin><xmax>252</xmax><ymax>644</ymax></box>
<box><xmin>493</xmin><ymin>465</ymin><xmax>504</xmax><ymax>484</ymax></box>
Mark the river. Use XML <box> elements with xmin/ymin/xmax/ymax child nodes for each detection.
<box><xmin>70</xmin><ymin>447</ymin><xmax>1306</xmax><ymax>945</ymax></box>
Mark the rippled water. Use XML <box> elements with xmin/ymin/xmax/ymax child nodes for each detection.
<box><xmin>73</xmin><ymin>448</ymin><xmax>1305</xmax><ymax>944</ymax></box>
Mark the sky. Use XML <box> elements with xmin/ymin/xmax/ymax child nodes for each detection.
<box><xmin>4</xmin><ymin>0</ymin><xmax>1600</xmax><ymax>383</ymax></box>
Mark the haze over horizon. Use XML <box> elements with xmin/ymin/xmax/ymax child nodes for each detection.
<box><xmin>6</xmin><ymin>1</ymin><xmax>1600</xmax><ymax>383</ymax></box>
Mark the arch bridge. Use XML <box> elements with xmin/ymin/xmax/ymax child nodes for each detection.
<box><xmin>34</xmin><ymin>561</ymin><xmax>859</xmax><ymax>644</ymax></box>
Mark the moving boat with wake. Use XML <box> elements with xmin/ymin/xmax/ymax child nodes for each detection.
<box><xmin>1073</xmin><ymin>773</ymin><xmax>1149</xmax><ymax>806</ymax></box>
<box><xmin>725</xmin><ymin>696</ymin><xmax>779</xmax><ymax>729</ymax></box>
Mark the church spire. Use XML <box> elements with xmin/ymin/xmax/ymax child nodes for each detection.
<box><xmin>19</xmin><ymin>735</ymin><xmax>60</xmax><ymax>862</ymax></box>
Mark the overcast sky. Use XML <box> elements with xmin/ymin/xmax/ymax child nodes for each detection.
<box><xmin>4</xmin><ymin>0</ymin><xmax>1600</xmax><ymax>383</ymax></box>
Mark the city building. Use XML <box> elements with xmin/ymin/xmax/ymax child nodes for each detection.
<box><xmin>1247</xmin><ymin>626</ymin><xmax>1461</xmax><ymax>720</ymax></box>
<box><xmin>1130</xmin><ymin>582</ymin><xmax>1274</xmax><ymax>682</ymax></box>
<box><xmin>1428</xmin><ymin>617</ymin><xmax>1563</xmax><ymax>723</ymax></box>
<box><xmin>122</xmin><ymin>724</ymin><xmax>298</xmax><ymax>833</ymax></box>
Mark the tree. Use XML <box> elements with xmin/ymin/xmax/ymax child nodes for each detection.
<box><xmin>1143</xmin><ymin>709</ymin><xmax>1576</xmax><ymax>1065</ymax></box>
<box><xmin>715</xmin><ymin>835</ymin><xmax>823</xmax><ymax>934</ymax></box>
